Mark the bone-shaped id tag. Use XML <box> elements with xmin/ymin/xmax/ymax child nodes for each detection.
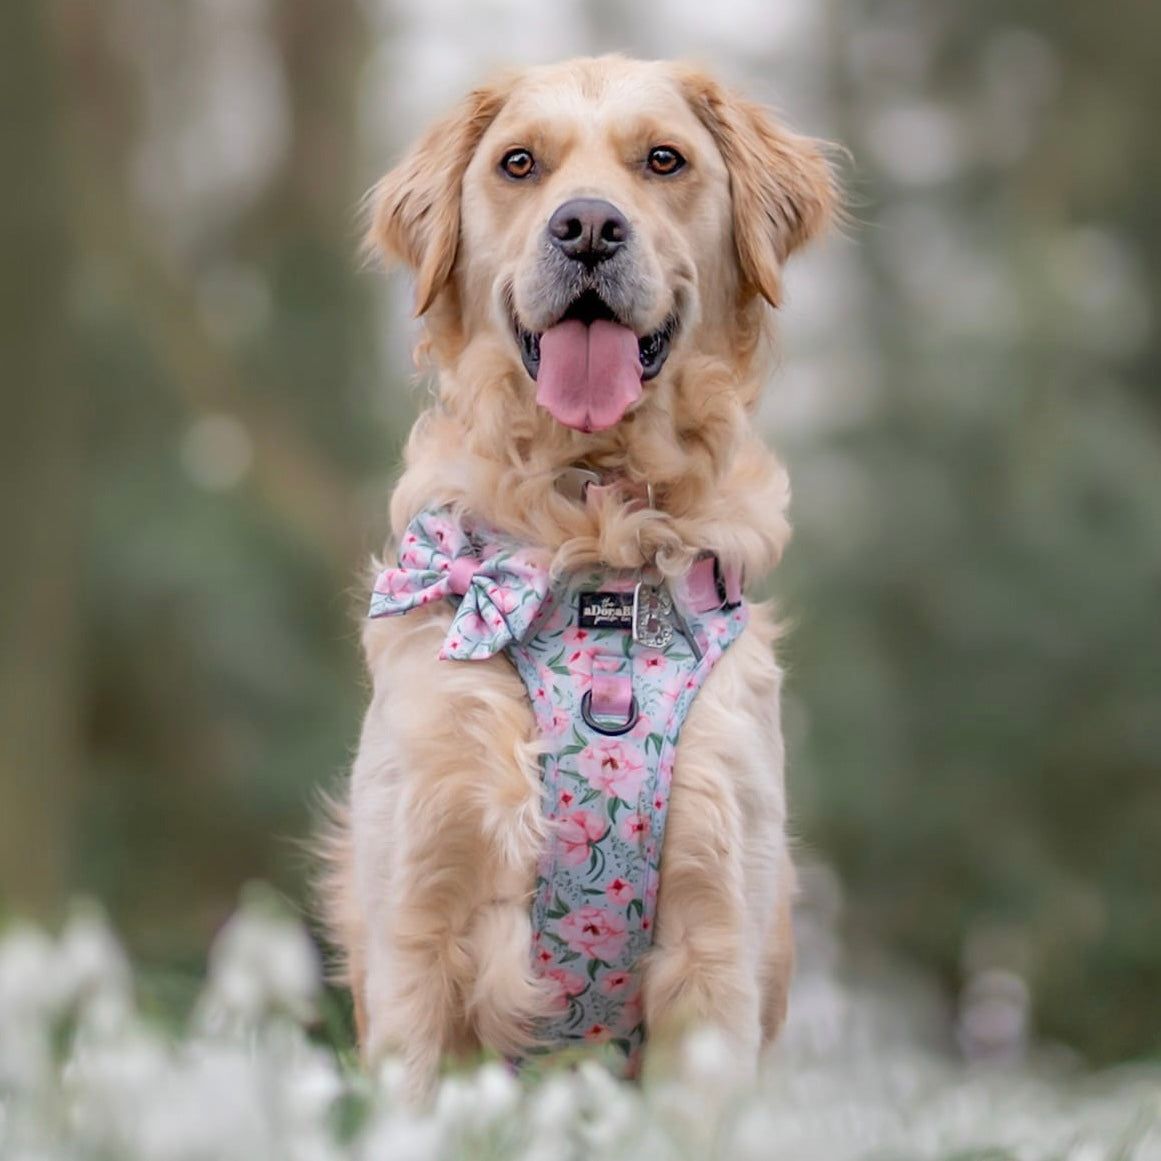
<box><xmin>631</xmin><ymin>583</ymin><xmax>675</xmax><ymax>651</ymax></box>
<box><xmin>632</xmin><ymin>581</ymin><xmax>704</xmax><ymax>662</ymax></box>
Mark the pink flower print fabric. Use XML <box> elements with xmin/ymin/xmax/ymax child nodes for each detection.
<box><xmin>367</xmin><ymin>510</ymin><xmax>549</xmax><ymax>661</ymax></box>
<box><xmin>508</xmin><ymin>562</ymin><xmax>748</xmax><ymax>1075</ymax></box>
<box><xmin>577</xmin><ymin>741</ymin><xmax>648</xmax><ymax>801</ymax></box>
<box><xmin>368</xmin><ymin>509</ymin><xmax>748</xmax><ymax>1074</ymax></box>
<box><xmin>556</xmin><ymin>810</ymin><xmax>607</xmax><ymax>867</ymax></box>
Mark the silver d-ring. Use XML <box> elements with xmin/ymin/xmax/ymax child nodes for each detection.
<box><xmin>580</xmin><ymin>690</ymin><xmax>639</xmax><ymax>737</ymax></box>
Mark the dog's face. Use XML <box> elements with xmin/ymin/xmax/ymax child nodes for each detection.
<box><xmin>459</xmin><ymin>64</ymin><xmax>732</xmax><ymax>433</ymax></box>
<box><xmin>370</xmin><ymin>57</ymin><xmax>833</xmax><ymax>434</ymax></box>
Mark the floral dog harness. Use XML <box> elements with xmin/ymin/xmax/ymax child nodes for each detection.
<box><xmin>369</xmin><ymin>507</ymin><xmax>747</xmax><ymax>1072</ymax></box>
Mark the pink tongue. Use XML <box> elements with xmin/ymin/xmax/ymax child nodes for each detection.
<box><xmin>536</xmin><ymin>319</ymin><xmax>642</xmax><ymax>432</ymax></box>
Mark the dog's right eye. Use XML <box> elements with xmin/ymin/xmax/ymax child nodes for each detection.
<box><xmin>500</xmin><ymin>149</ymin><xmax>537</xmax><ymax>180</ymax></box>
<box><xmin>647</xmin><ymin>146</ymin><xmax>686</xmax><ymax>176</ymax></box>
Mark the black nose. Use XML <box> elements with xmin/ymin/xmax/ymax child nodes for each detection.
<box><xmin>547</xmin><ymin>198</ymin><xmax>629</xmax><ymax>265</ymax></box>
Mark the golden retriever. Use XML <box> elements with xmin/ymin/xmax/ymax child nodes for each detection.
<box><xmin>319</xmin><ymin>54</ymin><xmax>835</xmax><ymax>1096</ymax></box>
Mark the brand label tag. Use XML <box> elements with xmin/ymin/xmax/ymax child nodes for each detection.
<box><xmin>577</xmin><ymin>591</ymin><xmax>635</xmax><ymax>630</ymax></box>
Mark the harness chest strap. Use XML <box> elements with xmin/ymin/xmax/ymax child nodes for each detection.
<box><xmin>367</xmin><ymin>509</ymin><xmax>749</xmax><ymax>1072</ymax></box>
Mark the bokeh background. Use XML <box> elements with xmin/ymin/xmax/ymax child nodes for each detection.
<box><xmin>2</xmin><ymin>0</ymin><xmax>1158</xmax><ymax>1066</ymax></box>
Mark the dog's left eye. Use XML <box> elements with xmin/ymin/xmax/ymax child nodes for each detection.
<box><xmin>646</xmin><ymin>146</ymin><xmax>686</xmax><ymax>176</ymax></box>
<box><xmin>500</xmin><ymin>149</ymin><xmax>537</xmax><ymax>179</ymax></box>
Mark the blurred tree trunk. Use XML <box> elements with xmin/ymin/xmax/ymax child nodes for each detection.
<box><xmin>239</xmin><ymin>0</ymin><xmax>376</xmax><ymax>507</ymax></box>
<box><xmin>0</xmin><ymin>1</ymin><xmax>80</xmax><ymax>916</ymax></box>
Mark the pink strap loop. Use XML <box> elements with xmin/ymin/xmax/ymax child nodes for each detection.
<box><xmin>590</xmin><ymin>653</ymin><xmax>634</xmax><ymax>722</ymax></box>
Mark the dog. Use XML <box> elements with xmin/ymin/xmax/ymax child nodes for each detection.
<box><xmin>318</xmin><ymin>54</ymin><xmax>835</xmax><ymax>1096</ymax></box>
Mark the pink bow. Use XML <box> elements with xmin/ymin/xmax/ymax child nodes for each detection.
<box><xmin>368</xmin><ymin>510</ymin><xmax>549</xmax><ymax>661</ymax></box>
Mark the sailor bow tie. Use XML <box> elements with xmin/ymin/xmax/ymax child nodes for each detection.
<box><xmin>368</xmin><ymin>510</ymin><xmax>549</xmax><ymax>661</ymax></box>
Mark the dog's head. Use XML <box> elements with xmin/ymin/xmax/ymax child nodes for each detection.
<box><xmin>368</xmin><ymin>56</ymin><xmax>834</xmax><ymax>435</ymax></box>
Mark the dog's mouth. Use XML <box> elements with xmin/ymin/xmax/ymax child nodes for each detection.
<box><xmin>512</xmin><ymin>290</ymin><xmax>679</xmax><ymax>433</ymax></box>
<box><xmin>514</xmin><ymin>291</ymin><xmax>677</xmax><ymax>383</ymax></box>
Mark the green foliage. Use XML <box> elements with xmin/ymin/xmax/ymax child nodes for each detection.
<box><xmin>777</xmin><ymin>0</ymin><xmax>1161</xmax><ymax>1063</ymax></box>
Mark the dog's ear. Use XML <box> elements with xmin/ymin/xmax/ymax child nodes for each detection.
<box><xmin>365</xmin><ymin>79</ymin><xmax>511</xmax><ymax>315</ymax></box>
<box><xmin>679</xmin><ymin>69</ymin><xmax>836</xmax><ymax>307</ymax></box>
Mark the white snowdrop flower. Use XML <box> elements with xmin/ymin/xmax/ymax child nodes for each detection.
<box><xmin>282</xmin><ymin>1049</ymin><xmax>344</xmax><ymax>1126</ymax></box>
<box><xmin>0</xmin><ymin>926</ymin><xmax>68</xmax><ymax>1094</ymax></box>
<box><xmin>527</xmin><ymin>1072</ymin><xmax>576</xmax><ymax>1134</ymax></box>
<box><xmin>202</xmin><ymin>958</ymin><xmax>264</xmax><ymax>1028</ymax></box>
<box><xmin>470</xmin><ymin>1061</ymin><xmax>520</xmax><ymax>1123</ymax></box>
<box><xmin>577</xmin><ymin>1107</ymin><xmax>637</xmax><ymax>1156</ymax></box>
<box><xmin>0</xmin><ymin>1019</ymin><xmax>52</xmax><ymax>1096</ymax></box>
<box><xmin>358</xmin><ymin>1111</ymin><xmax>443</xmax><ymax>1161</ymax></box>
<box><xmin>570</xmin><ymin>1061</ymin><xmax>646</xmax><ymax>1157</ymax></box>
<box><xmin>56</xmin><ymin>908</ymin><xmax>131</xmax><ymax>998</ymax></box>
<box><xmin>957</xmin><ymin>969</ymin><xmax>1031</xmax><ymax>1065</ymax></box>
<box><xmin>63</xmin><ymin>1029</ymin><xmax>169</xmax><ymax>1144</ymax></box>
<box><xmin>0</xmin><ymin>926</ymin><xmax>66</xmax><ymax>1018</ymax></box>
<box><xmin>5</xmin><ymin>880</ymin><xmax>1161</xmax><ymax>1161</ymax></box>
<box><xmin>434</xmin><ymin>1065</ymin><xmax>522</xmax><ymax>1139</ymax></box>
<box><xmin>56</xmin><ymin>908</ymin><xmax>134</xmax><ymax>1036</ymax></box>
<box><xmin>782</xmin><ymin>972</ymin><xmax>850</xmax><ymax>1057</ymax></box>
<box><xmin>434</xmin><ymin>1072</ymin><xmax>473</xmax><ymax>1125</ymax></box>
<box><xmin>197</xmin><ymin>901</ymin><xmax>321</xmax><ymax>1032</ymax></box>
<box><xmin>1126</xmin><ymin>1128</ymin><xmax>1161</xmax><ymax>1161</ymax></box>
<box><xmin>729</xmin><ymin>1105</ymin><xmax>783</xmax><ymax>1161</ymax></box>
<box><xmin>518</xmin><ymin>1144</ymin><xmax>570</xmax><ymax>1161</ymax></box>
<box><xmin>134</xmin><ymin>1044</ymin><xmax>270</xmax><ymax>1161</ymax></box>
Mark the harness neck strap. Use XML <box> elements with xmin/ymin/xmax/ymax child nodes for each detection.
<box><xmin>683</xmin><ymin>553</ymin><xmax>744</xmax><ymax>612</ymax></box>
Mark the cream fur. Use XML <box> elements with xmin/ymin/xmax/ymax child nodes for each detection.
<box><xmin>317</xmin><ymin>55</ymin><xmax>834</xmax><ymax>1099</ymax></box>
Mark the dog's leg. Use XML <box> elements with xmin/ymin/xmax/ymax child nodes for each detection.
<box><xmin>350</xmin><ymin>613</ymin><xmax>549</xmax><ymax>1097</ymax></box>
<box><xmin>641</xmin><ymin>616</ymin><xmax>791</xmax><ymax>1078</ymax></box>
